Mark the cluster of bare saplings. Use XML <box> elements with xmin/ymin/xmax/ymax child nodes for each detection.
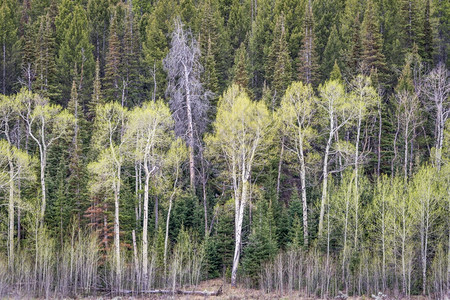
<box><xmin>260</xmin><ymin>246</ymin><xmax>448</xmax><ymax>299</ymax></box>
<box><xmin>0</xmin><ymin>226</ymin><xmax>206</xmax><ymax>298</ymax></box>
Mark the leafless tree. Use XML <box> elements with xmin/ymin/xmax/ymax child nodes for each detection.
<box><xmin>163</xmin><ymin>18</ymin><xmax>211</xmax><ymax>190</ymax></box>
<box><xmin>421</xmin><ymin>63</ymin><xmax>449</xmax><ymax>170</ymax></box>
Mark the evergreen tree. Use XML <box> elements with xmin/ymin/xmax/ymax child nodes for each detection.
<box><xmin>34</xmin><ymin>13</ymin><xmax>59</xmax><ymax>101</ymax></box>
<box><xmin>0</xmin><ymin>0</ymin><xmax>20</xmax><ymax>95</ymax></box>
<box><xmin>322</xmin><ymin>25</ymin><xmax>343</xmax><ymax>81</ymax></box>
<box><xmin>142</xmin><ymin>0</ymin><xmax>175</xmax><ymax>101</ymax></box>
<box><xmin>88</xmin><ymin>58</ymin><xmax>103</xmax><ymax>120</ymax></box>
<box><xmin>266</xmin><ymin>13</ymin><xmax>292</xmax><ymax>105</ymax></box>
<box><xmin>232</xmin><ymin>43</ymin><xmax>251</xmax><ymax>92</ymax></box>
<box><xmin>298</xmin><ymin>1</ymin><xmax>318</xmax><ymax>86</ymax></box>
<box><xmin>420</xmin><ymin>0</ymin><xmax>433</xmax><ymax>65</ymax></box>
<box><xmin>104</xmin><ymin>12</ymin><xmax>122</xmax><ymax>103</ymax></box>
<box><xmin>241</xmin><ymin>200</ymin><xmax>277</xmax><ymax>286</ymax></box>
<box><xmin>56</xmin><ymin>3</ymin><xmax>94</xmax><ymax>105</ymax></box>
<box><xmin>361</xmin><ymin>0</ymin><xmax>387</xmax><ymax>77</ymax></box>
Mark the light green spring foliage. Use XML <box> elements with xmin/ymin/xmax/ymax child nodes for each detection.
<box><xmin>15</xmin><ymin>89</ymin><xmax>75</xmax><ymax>148</ymax></box>
<box><xmin>0</xmin><ymin>140</ymin><xmax>35</xmax><ymax>190</ymax></box>
<box><xmin>206</xmin><ymin>84</ymin><xmax>272</xmax><ymax>174</ymax></box>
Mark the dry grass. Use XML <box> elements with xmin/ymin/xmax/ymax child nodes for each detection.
<box><xmin>75</xmin><ymin>279</ymin><xmax>435</xmax><ymax>300</ymax></box>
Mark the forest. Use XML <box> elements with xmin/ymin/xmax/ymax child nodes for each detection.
<box><xmin>0</xmin><ymin>0</ymin><xmax>449</xmax><ymax>298</ymax></box>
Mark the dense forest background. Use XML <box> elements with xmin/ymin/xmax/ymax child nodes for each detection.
<box><xmin>0</xmin><ymin>0</ymin><xmax>449</xmax><ymax>298</ymax></box>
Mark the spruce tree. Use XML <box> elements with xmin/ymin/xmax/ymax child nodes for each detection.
<box><xmin>361</xmin><ymin>0</ymin><xmax>386</xmax><ymax>77</ymax></box>
<box><xmin>104</xmin><ymin>12</ymin><xmax>121</xmax><ymax>103</ymax></box>
<box><xmin>232</xmin><ymin>43</ymin><xmax>251</xmax><ymax>92</ymax></box>
<box><xmin>298</xmin><ymin>1</ymin><xmax>318</xmax><ymax>86</ymax></box>
<box><xmin>0</xmin><ymin>0</ymin><xmax>20</xmax><ymax>95</ymax></box>
<box><xmin>56</xmin><ymin>3</ymin><xmax>94</xmax><ymax>105</ymax></box>
<box><xmin>420</xmin><ymin>0</ymin><xmax>433</xmax><ymax>65</ymax></box>
<box><xmin>266</xmin><ymin>13</ymin><xmax>292</xmax><ymax>104</ymax></box>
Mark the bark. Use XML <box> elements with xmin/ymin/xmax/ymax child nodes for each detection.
<box><xmin>231</xmin><ymin>179</ymin><xmax>249</xmax><ymax>286</ymax></box>
<box><xmin>142</xmin><ymin>160</ymin><xmax>150</xmax><ymax>287</ymax></box>
<box><xmin>318</xmin><ymin>118</ymin><xmax>334</xmax><ymax>238</ymax></box>
<box><xmin>354</xmin><ymin>115</ymin><xmax>361</xmax><ymax>249</ymax></box>
<box><xmin>276</xmin><ymin>136</ymin><xmax>285</xmax><ymax>200</ymax></box>
<box><xmin>8</xmin><ymin>159</ymin><xmax>14</xmax><ymax>269</ymax></box>
<box><xmin>184</xmin><ymin>63</ymin><xmax>196</xmax><ymax>190</ymax></box>
<box><xmin>298</xmin><ymin>133</ymin><xmax>308</xmax><ymax>246</ymax></box>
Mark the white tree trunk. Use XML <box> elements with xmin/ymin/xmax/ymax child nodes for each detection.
<box><xmin>319</xmin><ymin>125</ymin><xmax>334</xmax><ymax>238</ymax></box>
<box><xmin>184</xmin><ymin>64</ymin><xmax>195</xmax><ymax>190</ymax></box>
<box><xmin>8</xmin><ymin>159</ymin><xmax>14</xmax><ymax>269</ymax></box>
<box><xmin>231</xmin><ymin>179</ymin><xmax>249</xmax><ymax>286</ymax></box>
<box><xmin>142</xmin><ymin>162</ymin><xmax>150</xmax><ymax>287</ymax></box>
<box><xmin>298</xmin><ymin>134</ymin><xmax>308</xmax><ymax>246</ymax></box>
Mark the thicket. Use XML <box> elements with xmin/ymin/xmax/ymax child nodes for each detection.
<box><xmin>0</xmin><ymin>0</ymin><xmax>449</xmax><ymax>298</ymax></box>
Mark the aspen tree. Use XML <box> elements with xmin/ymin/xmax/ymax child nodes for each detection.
<box><xmin>206</xmin><ymin>84</ymin><xmax>271</xmax><ymax>286</ymax></box>
<box><xmin>277</xmin><ymin>81</ymin><xmax>317</xmax><ymax>246</ymax></box>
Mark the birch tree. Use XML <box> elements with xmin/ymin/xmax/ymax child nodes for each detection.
<box><xmin>206</xmin><ymin>84</ymin><xmax>271</xmax><ymax>286</ymax></box>
<box><xmin>17</xmin><ymin>90</ymin><xmax>73</xmax><ymax>224</ymax></box>
<box><xmin>348</xmin><ymin>75</ymin><xmax>378</xmax><ymax>248</ymax></box>
<box><xmin>0</xmin><ymin>140</ymin><xmax>34</xmax><ymax>269</ymax></box>
<box><xmin>162</xmin><ymin>138</ymin><xmax>187</xmax><ymax>277</ymax></box>
<box><xmin>163</xmin><ymin>18</ymin><xmax>210</xmax><ymax>190</ymax></box>
<box><xmin>277</xmin><ymin>81</ymin><xmax>317</xmax><ymax>247</ymax></box>
<box><xmin>89</xmin><ymin>102</ymin><xmax>127</xmax><ymax>288</ymax></box>
<box><xmin>317</xmin><ymin>80</ymin><xmax>356</xmax><ymax>238</ymax></box>
<box><xmin>422</xmin><ymin>64</ymin><xmax>450</xmax><ymax>170</ymax></box>
<box><xmin>126</xmin><ymin>101</ymin><xmax>173</xmax><ymax>287</ymax></box>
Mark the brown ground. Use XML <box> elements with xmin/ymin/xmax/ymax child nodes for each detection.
<box><xmin>93</xmin><ymin>279</ymin><xmax>432</xmax><ymax>300</ymax></box>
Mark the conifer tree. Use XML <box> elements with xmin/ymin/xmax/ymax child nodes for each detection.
<box><xmin>56</xmin><ymin>3</ymin><xmax>94</xmax><ymax>104</ymax></box>
<box><xmin>104</xmin><ymin>12</ymin><xmax>122</xmax><ymax>103</ymax></box>
<box><xmin>0</xmin><ymin>0</ymin><xmax>20</xmax><ymax>95</ymax></box>
<box><xmin>322</xmin><ymin>25</ymin><xmax>343</xmax><ymax>80</ymax></box>
<box><xmin>267</xmin><ymin>13</ymin><xmax>292</xmax><ymax>105</ymax></box>
<box><xmin>34</xmin><ymin>13</ymin><xmax>59</xmax><ymax>101</ymax></box>
<box><xmin>89</xmin><ymin>58</ymin><xmax>103</xmax><ymax>120</ymax></box>
<box><xmin>142</xmin><ymin>0</ymin><xmax>175</xmax><ymax>101</ymax></box>
<box><xmin>361</xmin><ymin>0</ymin><xmax>386</xmax><ymax>76</ymax></box>
<box><xmin>232</xmin><ymin>43</ymin><xmax>250</xmax><ymax>91</ymax></box>
<box><xmin>420</xmin><ymin>0</ymin><xmax>433</xmax><ymax>65</ymax></box>
<box><xmin>298</xmin><ymin>1</ymin><xmax>318</xmax><ymax>86</ymax></box>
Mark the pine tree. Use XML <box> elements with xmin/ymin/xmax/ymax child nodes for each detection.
<box><xmin>56</xmin><ymin>3</ymin><xmax>94</xmax><ymax>105</ymax></box>
<box><xmin>330</xmin><ymin>60</ymin><xmax>343</xmax><ymax>83</ymax></box>
<box><xmin>142</xmin><ymin>0</ymin><xmax>175</xmax><ymax>101</ymax></box>
<box><xmin>34</xmin><ymin>12</ymin><xmax>59</xmax><ymax>101</ymax></box>
<box><xmin>361</xmin><ymin>0</ymin><xmax>386</xmax><ymax>77</ymax></box>
<box><xmin>0</xmin><ymin>0</ymin><xmax>20</xmax><ymax>95</ymax></box>
<box><xmin>241</xmin><ymin>200</ymin><xmax>277</xmax><ymax>286</ymax></box>
<box><xmin>420</xmin><ymin>0</ymin><xmax>433</xmax><ymax>65</ymax></box>
<box><xmin>104</xmin><ymin>12</ymin><xmax>121</xmax><ymax>103</ymax></box>
<box><xmin>322</xmin><ymin>25</ymin><xmax>343</xmax><ymax>81</ymax></box>
<box><xmin>298</xmin><ymin>1</ymin><xmax>318</xmax><ymax>86</ymax></box>
<box><xmin>67</xmin><ymin>80</ymin><xmax>87</xmax><ymax>222</ymax></box>
<box><xmin>88</xmin><ymin>58</ymin><xmax>103</xmax><ymax>120</ymax></box>
<box><xmin>349</xmin><ymin>13</ymin><xmax>362</xmax><ymax>75</ymax></box>
<box><xmin>266</xmin><ymin>13</ymin><xmax>292</xmax><ymax>104</ymax></box>
<box><xmin>232</xmin><ymin>43</ymin><xmax>250</xmax><ymax>92</ymax></box>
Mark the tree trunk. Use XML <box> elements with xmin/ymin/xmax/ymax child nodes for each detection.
<box><xmin>8</xmin><ymin>159</ymin><xmax>14</xmax><ymax>269</ymax></box>
<box><xmin>276</xmin><ymin>136</ymin><xmax>285</xmax><ymax>200</ymax></box>
<box><xmin>231</xmin><ymin>179</ymin><xmax>249</xmax><ymax>286</ymax></box>
<box><xmin>39</xmin><ymin>150</ymin><xmax>47</xmax><ymax>226</ymax></box>
<box><xmin>142</xmin><ymin>162</ymin><xmax>150</xmax><ymax>287</ymax></box>
<box><xmin>184</xmin><ymin>64</ymin><xmax>195</xmax><ymax>190</ymax></box>
<box><xmin>354</xmin><ymin>116</ymin><xmax>361</xmax><ymax>249</ymax></box>
<box><xmin>298</xmin><ymin>134</ymin><xmax>308</xmax><ymax>247</ymax></box>
<box><xmin>319</xmin><ymin>123</ymin><xmax>334</xmax><ymax>238</ymax></box>
<box><xmin>114</xmin><ymin>166</ymin><xmax>121</xmax><ymax>289</ymax></box>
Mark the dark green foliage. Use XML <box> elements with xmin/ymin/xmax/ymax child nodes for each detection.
<box><xmin>241</xmin><ymin>200</ymin><xmax>277</xmax><ymax>286</ymax></box>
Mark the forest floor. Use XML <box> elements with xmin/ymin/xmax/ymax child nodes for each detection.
<box><xmin>80</xmin><ymin>279</ymin><xmax>432</xmax><ymax>300</ymax></box>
